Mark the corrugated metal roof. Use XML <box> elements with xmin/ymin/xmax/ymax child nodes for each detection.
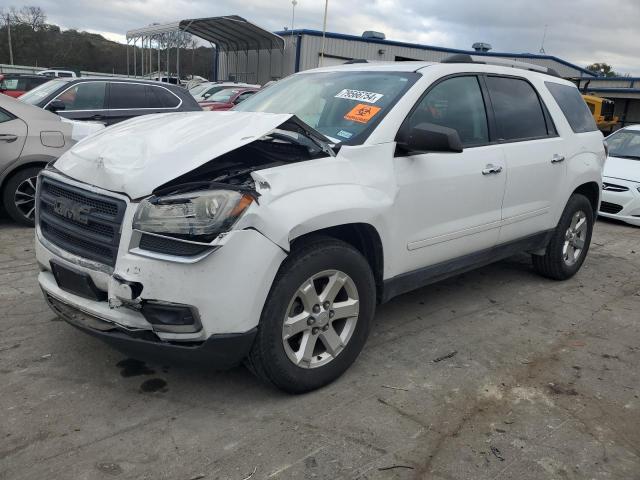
<box><xmin>127</xmin><ymin>16</ymin><xmax>284</xmax><ymax>52</ymax></box>
<box><xmin>276</xmin><ymin>29</ymin><xmax>597</xmax><ymax>78</ymax></box>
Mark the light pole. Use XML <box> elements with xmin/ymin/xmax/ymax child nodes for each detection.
<box><xmin>291</xmin><ymin>0</ymin><xmax>297</xmax><ymax>32</ymax></box>
<box><xmin>320</xmin><ymin>0</ymin><xmax>328</xmax><ymax>66</ymax></box>
<box><xmin>6</xmin><ymin>13</ymin><xmax>14</xmax><ymax>65</ymax></box>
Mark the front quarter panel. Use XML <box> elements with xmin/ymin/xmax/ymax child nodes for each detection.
<box><xmin>240</xmin><ymin>143</ymin><xmax>398</xmax><ymax>277</ymax></box>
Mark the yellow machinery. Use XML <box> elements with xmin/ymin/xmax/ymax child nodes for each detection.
<box><xmin>582</xmin><ymin>94</ymin><xmax>619</xmax><ymax>132</ymax></box>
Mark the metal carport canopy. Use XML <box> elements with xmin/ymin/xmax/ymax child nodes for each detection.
<box><xmin>126</xmin><ymin>15</ymin><xmax>285</xmax><ymax>52</ymax></box>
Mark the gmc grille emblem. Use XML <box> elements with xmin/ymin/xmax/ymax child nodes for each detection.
<box><xmin>53</xmin><ymin>198</ymin><xmax>91</xmax><ymax>224</ymax></box>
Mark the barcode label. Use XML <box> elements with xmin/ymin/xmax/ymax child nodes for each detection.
<box><xmin>335</xmin><ymin>89</ymin><xmax>384</xmax><ymax>104</ymax></box>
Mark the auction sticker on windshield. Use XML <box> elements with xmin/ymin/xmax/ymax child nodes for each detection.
<box><xmin>335</xmin><ymin>89</ymin><xmax>384</xmax><ymax>103</ymax></box>
<box><xmin>344</xmin><ymin>104</ymin><xmax>382</xmax><ymax>124</ymax></box>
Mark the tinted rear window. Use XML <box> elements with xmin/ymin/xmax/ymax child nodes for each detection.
<box><xmin>110</xmin><ymin>83</ymin><xmax>147</xmax><ymax>109</ymax></box>
<box><xmin>486</xmin><ymin>76</ymin><xmax>549</xmax><ymax>141</ymax></box>
<box><xmin>545</xmin><ymin>82</ymin><xmax>598</xmax><ymax>133</ymax></box>
<box><xmin>146</xmin><ymin>86</ymin><xmax>180</xmax><ymax>108</ymax></box>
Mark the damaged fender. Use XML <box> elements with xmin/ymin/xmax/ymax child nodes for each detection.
<box><xmin>237</xmin><ymin>142</ymin><xmax>399</xmax><ymax>276</ymax></box>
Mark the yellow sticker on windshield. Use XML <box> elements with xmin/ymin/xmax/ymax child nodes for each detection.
<box><xmin>344</xmin><ymin>104</ymin><xmax>381</xmax><ymax>123</ymax></box>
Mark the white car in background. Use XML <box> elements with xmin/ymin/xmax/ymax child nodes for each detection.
<box><xmin>600</xmin><ymin>125</ymin><xmax>640</xmax><ymax>226</ymax></box>
<box><xmin>37</xmin><ymin>69</ymin><xmax>77</xmax><ymax>78</ymax></box>
<box><xmin>190</xmin><ymin>81</ymin><xmax>260</xmax><ymax>102</ymax></box>
<box><xmin>0</xmin><ymin>94</ymin><xmax>102</xmax><ymax>225</ymax></box>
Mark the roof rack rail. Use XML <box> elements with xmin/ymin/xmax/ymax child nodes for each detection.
<box><xmin>343</xmin><ymin>59</ymin><xmax>368</xmax><ymax>64</ymax></box>
<box><xmin>441</xmin><ymin>54</ymin><xmax>561</xmax><ymax>78</ymax></box>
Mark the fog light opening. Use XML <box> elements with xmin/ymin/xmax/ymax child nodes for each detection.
<box><xmin>141</xmin><ymin>302</ymin><xmax>202</xmax><ymax>334</ymax></box>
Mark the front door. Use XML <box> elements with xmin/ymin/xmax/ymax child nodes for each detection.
<box><xmin>53</xmin><ymin>81</ymin><xmax>108</xmax><ymax>123</ymax></box>
<box><xmin>392</xmin><ymin>75</ymin><xmax>506</xmax><ymax>274</ymax></box>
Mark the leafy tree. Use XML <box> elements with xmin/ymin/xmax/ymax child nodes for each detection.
<box><xmin>0</xmin><ymin>7</ymin><xmax>214</xmax><ymax>78</ymax></box>
<box><xmin>586</xmin><ymin>63</ymin><xmax>618</xmax><ymax>77</ymax></box>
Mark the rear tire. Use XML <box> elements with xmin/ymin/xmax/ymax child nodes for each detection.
<box><xmin>532</xmin><ymin>193</ymin><xmax>594</xmax><ymax>280</ymax></box>
<box><xmin>247</xmin><ymin>236</ymin><xmax>376</xmax><ymax>394</ymax></box>
<box><xmin>2</xmin><ymin>167</ymin><xmax>42</xmax><ymax>227</ymax></box>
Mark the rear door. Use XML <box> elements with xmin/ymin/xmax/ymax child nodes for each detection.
<box><xmin>484</xmin><ymin>75</ymin><xmax>566</xmax><ymax>243</ymax></box>
<box><xmin>0</xmin><ymin>108</ymin><xmax>27</xmax><ymax>172</ymax></box>
<box><xmin>106</xmin><ymin>82</ymin><xmax>148</xmax><ymax>124</ymax></box>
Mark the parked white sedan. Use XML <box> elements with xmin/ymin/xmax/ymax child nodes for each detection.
<box><xmin>600</xmin><ymin>125</ymin><xmax>640</xmax><ymax>226</ymax></box>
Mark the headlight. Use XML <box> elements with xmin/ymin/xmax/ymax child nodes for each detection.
<box><xmin>133</xmin><ymin>189</ymin><xmax>254</xmax><ymax>242</ymax></box>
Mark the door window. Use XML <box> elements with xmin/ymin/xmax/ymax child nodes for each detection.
<box><xmin>486</xmin><ymin>76</ymin><xmax>549</xmax><ymax>141</ymax></box>
<box><xmin>109</xmin><ymin>83</ymin><xmax>147</xmax><ymax>109</ymax></box>
<box><xmin>406</xmin><ymin>76</ymin><xmax>489</xmax><ymax>147</ymax></box>
<box><xmin>54</xmin><ymin>82</ymin><xmax>107</xmax><ymax>110</ymax></box>
<box><xmin>0</xmin><ymin>109</ymin><xmax>13</xmax><ymax>123</ymax></box>
<box><xmin>235</xmin><ymin>91</ymin><xmax>255</xmax><ymax>104</ymax></box>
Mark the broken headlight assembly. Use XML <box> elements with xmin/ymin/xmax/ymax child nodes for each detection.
<box><xmin>133</xmin><ymin>189</ymin><xmax>254</xmax><ymax>243</ymax></box>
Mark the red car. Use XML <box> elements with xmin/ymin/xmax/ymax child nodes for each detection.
<box><xmin>199</xmin><ymin>87</ymin><xmax>259</xmax><ymax>111</ymax></box>
<box><xmin>0</xmin><ymin>74</ymin><xmax>50</xmax><ymax>98</ymax></box>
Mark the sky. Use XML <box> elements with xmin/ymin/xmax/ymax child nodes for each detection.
<box><xmin>3</xmin><ymin>0</ymin><xmax>640</xmax><ymax>75</ymax></box>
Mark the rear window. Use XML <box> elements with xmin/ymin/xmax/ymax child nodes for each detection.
<box><xmin>545</xmin><ymin>82</ymin><xmax>598</xmax><ymax>133</ymax></box>
<box><xmin>147</xmin><ymin>86</ymin><xmax>180</xmax><ymax>108</ymax></box>
<box><xmin>485</xmin><ymin>76</ymin><xmax>549</xmax><ymax>141</ymax></box>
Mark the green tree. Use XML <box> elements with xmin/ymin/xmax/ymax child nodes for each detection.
<box><xmin>586</xmin><ymin>63</ymin><xmax>618</xmax><ymax>77</ymax></box>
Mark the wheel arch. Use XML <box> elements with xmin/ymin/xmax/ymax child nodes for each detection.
<box><xmin>290</xmin><ymin>223</ymin><xmax>385</xmax><ymax>304</ymax></box>
<box><xmin>572</xmin><ymin>181</ymin><xmax>600</xmax><ymax>215</ymax></box>
<box><xmin>0</xmin><ymin>156</ymin><xmax>54</xmax><ymax>194</ymax></box>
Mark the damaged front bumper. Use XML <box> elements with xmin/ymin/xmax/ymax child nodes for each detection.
<box><xmin>35</xmin><ymin>172</ymin><xmax>287</xmax><ymax>367</ymax></box>
<box><xmin>43</xmin><ymin>287</ymin><xmax>257</xmax><ymax>368</ymax></box>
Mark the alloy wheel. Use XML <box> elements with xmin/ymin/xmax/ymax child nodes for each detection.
<box><xmin>282</xmin><ymin>269</ymin><xmax>360</xmax><ymax>369</ymax></box>
<box><xmin>14</xmin><ymin>175</ymin><xmax>37</xmax><ymax>221</ymax></box>
<box><xmin>563</xmin><ymin>210</ymin><xmax>587</xmax><ymax>266</ymax></box>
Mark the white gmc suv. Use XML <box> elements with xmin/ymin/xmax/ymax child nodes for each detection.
<box><xmin>35</xmin><ymin>56</ymin><xmax>605</xmax><ymax>393</ymax></box>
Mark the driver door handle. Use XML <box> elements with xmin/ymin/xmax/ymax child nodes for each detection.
<box><xmin>0</xmin><ymin>134</ymin><xmax>18</xmax><ymax>143</ymax></box>
<box><xmin>482</xmin><ymin>164</ymin><xmax>503</xmax><ymax>175</ymax></box>
<box><xmin>551</xmin><ymin>154</ymin><xmax>565</xmax><ymax>163</ymax></box>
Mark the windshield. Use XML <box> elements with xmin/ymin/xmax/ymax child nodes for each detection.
<box><xmin>606</xmin><ymin>129</ymin><xmax>640</xmax><ymax>160</ymax></box>
<box><xmin>189</xmin><ymin>83</ymin><xmax>210</xmax><ymax>95</ymax></box>
<box><xmin>19</xmin><ymin>79</ymin><xmax>66</xmax><ymax>105</ymax></box>
<box><xmin>206</xmin><ymin>88</ymin><xmax>240</xmax><ymax>103</ymax></box>
<box><xmin>235</xmin><ymin>70</ymin><xmax>420</xmax><ymax>144</ymax></box>
<box><xmin>195</xmin><ymin>86</ymin><xmax>230</xmax><ymax>101</ymax></box>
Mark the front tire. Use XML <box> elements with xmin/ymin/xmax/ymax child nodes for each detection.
<box><xmin>2</xmin><ymin>167</ymin><xmax>42</xmax><ymax>226</ymax></box>
<box><xmin>532</xmin><ymin>193</ymin><xmax>594</xmax><ymax>280</ymax></box>
<box><xmin>247</xmin><ymin>236</ymin><xmax>376</xmax><ymax>393</ymax></box>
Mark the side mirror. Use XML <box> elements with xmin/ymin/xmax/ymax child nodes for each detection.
<box><xmin>47</xmin><ymin>99</ymin><xmax>66</xmax><ymax>113</ymax></box>
<box><xmin>396</xmin><ymin>122</ymin><xmax>463</xmax><ymax>154</ymax></box>
<box><xmin>202</xmin><ymin>92</ymin><xmax>211</xmax><ymax>99</ymax></box>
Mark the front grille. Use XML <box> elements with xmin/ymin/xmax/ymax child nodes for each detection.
<box><xmin>139</xmin><ymin>233</ymin><xmax>213</xmax><ymax>257</ymax></box>
<box><xmin>602</xmin><ymin>182</ymin><xmax>629</xmax><ymax>193</ymax></box>
<box><xmin>600</xmin><ymin>201</ymin><xmax>623</xmax><ymax>214</ymax></box>
<box><xmin>38</xmin><ymin>177</ymin><xmax>126</xmax><ymax>266</ymax></box>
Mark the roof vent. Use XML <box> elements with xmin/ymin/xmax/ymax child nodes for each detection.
<box><xmin>472</xmin><ymin>42</ymin><xmax>492</xmax><ymax>52</ymax></box>
<box><xmin>362</xmin><ymin>31</ymin><xmax>386</xmax><ymax>40</ymax></box>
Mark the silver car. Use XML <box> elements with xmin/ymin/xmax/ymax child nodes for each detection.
<box><xmin>0</xmin><ymin>94</ymin><xmax>102</xmax><ymax>225</ymax></box>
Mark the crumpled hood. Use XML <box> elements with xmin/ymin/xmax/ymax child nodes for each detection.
<box><xmin>54</xmin><ymin>111</ymin><xmax>294</xmax><ymax>199</ymax></box>
<box><xmin>604</xmin><ymin>155</ymin><xmax>640</xmax><ymax>183</ymax></box>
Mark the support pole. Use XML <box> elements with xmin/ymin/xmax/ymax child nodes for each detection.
<box><xmin>126</xmin><ymin>40</ymin><xmax>130</xmax><ymax>77</ymax></box>
<box><xmin>176</xmin><ymin>34</ymin><xmax>180</xmax><ymax>81</ymax></box>
<box><xmin>133</xmin><ymin>38</ymin><xmax>137</xmax><ymax>76</ymax></box>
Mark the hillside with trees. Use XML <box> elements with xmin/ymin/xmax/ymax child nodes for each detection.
<box><xmin>0</xmin><ymin>6</ymin><xmax>215</xmax><ymax>78</ymax></box>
